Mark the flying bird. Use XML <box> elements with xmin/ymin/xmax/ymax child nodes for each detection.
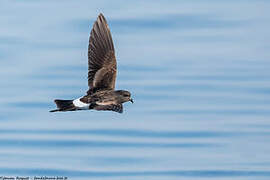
<box><xmin>50</xmin><ymin>13</ymin><xmax>133</xmax><ymax>113</ymax></box>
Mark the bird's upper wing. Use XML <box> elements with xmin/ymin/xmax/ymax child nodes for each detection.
<box><xmin>87</xmin><ymin>13</ymin><xmax>116</xmax><ymax>94</ymax></box>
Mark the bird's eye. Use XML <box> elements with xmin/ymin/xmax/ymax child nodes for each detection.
<box><xmin>123</xmin><ymin>94</ymin><xmax>129</xmax><ymax>97</ymax></box>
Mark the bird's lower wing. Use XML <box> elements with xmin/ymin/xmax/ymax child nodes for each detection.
<box><xmin>94</xmin><ymin>104</ymin><xmax>123</xmax><ymax>113</ymax></box>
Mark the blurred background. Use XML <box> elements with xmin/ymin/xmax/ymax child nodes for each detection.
<box><xmin>0</xmin><ymin>0</ymin><xmax>270</xmax><ymax>179</ymax></box>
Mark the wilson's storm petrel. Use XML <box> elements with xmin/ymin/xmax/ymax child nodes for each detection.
<box><xmin>50</xmin><ymin>13</ymin><xmax>133</xmax><ymax>113</ymax></box>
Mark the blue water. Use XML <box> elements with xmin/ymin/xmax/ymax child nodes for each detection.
<box><xmin>1</xmin><ymin>0</ymin><xmax>270</xmax><ymax>179</ymax></box>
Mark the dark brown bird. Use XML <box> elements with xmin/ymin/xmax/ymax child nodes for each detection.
<box><xmin>50</xmin><ymin>13</ymin><xmax>133</xmax><ymax>113</ymax></box>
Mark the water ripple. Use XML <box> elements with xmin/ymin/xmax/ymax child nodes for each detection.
<box><xmin>0</xmin><ymin>129</ymin><xmax>234</xmax><ymax>138</ymax></box>
<box><xmin>0</xmin><ymin>139</ymin><xmax>219</xmax><ymax>148</ymax></box>
<box><xmin>0</xmin><ymin>168</ymin><xmax>270</xmax><ymax>177</ymax></box>
<box><xmin>74</xmin><ymin>14</ymin><xmax>245</xmax><ymax>33</ymax></box>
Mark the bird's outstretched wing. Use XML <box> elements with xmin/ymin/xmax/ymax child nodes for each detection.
<box><xmin>87</xmin><ymin>13</ymin><xmax>116</xmax><ymax>94</ymax></box>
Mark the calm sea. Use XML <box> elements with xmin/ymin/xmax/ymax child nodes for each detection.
<box><xmin>0</xmin><ymin>0</ymin><xmax>270</xmax><ymax>179</ymax></box>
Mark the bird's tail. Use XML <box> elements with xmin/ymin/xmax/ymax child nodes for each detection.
<box><xmin>50</xmin><ymin>99</ymin><xmax>76</xmax><ymax>112</ymax></box>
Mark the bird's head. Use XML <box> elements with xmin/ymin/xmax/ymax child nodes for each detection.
<box><xmin>116</xmin><ymin>90</ymin><xmax>133</xmax><ymax>103</ymax></box>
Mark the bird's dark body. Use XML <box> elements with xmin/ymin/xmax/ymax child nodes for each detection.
<box><xmin>81</xmin><ymin>90</ymin><xmax>129</xmax><ymax>113</ymax></box>
<box><xmin>50</xmin><ymin>13</ymin><xmax>133</xmax><ymax>113</ymax></box>
<box><xmin>81</xmin><ymin>90</ymin><xmax>118</xmax><ymax>104</ymax></box>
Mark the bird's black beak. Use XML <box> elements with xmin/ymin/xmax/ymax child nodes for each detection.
<box><xmin>130</xmin><ymin>98</ymin><xmax>134</xmax><ymax>103</ymax></box>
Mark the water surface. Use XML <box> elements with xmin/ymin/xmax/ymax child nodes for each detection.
<box><xmin>0</xmin><ymin>0</ymin><xmax>270</xmax><ymax>179</ymax></box>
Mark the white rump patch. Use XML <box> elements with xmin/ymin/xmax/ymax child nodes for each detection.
<box><xmin>73</xmin><ymin>98</ymin><xmax>89</xmax><ymax>109</ymax></box>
